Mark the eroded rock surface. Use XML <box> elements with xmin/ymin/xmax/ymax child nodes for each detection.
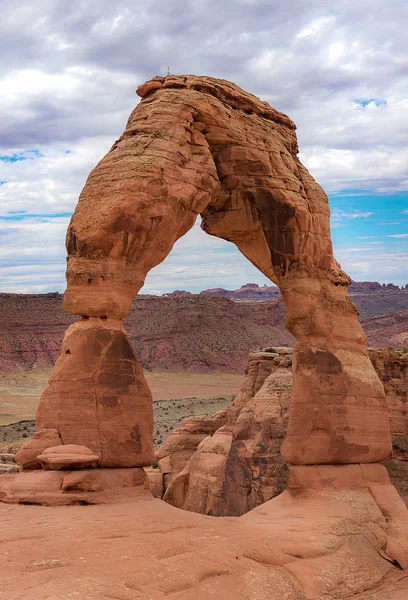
<box><xmin>15</xmin><ymin>428</ymin><xmax>62</xmax><ymax>470</ymax></box>
<box><xmin>1</xmin><ymin>475</ymin><xmax>408</xmax><ymax>600</ymax></box>
<box><xmin>369</xmin><ymin>348</ymin><xmax>408</xmax><ymax>459</ymax></box>
<box><xmin>160</xmin><ymin>347</ymin><xmax>408</xmax><ymax>516</ymax></box>
<box><xmin>33</xmin><ymin>319</ymin><xmax>154</xmax><ymax>468</ymax></box>
<box><xmin>62</xmin><ymin>74</ymin><xmax>391</xmax><ymax>467</ymax></box>
<box><xmin>160</xmin><ymin>348</ymin><xmax>291</xmax><ymax>515</ymax></box>
<box><xmin>37</xmin><ymin>445</ymin><xmax>101</xmax><ymax>470</ymax></box>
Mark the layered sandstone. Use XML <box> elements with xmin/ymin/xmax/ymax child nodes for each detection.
<box><xmin>160</xmin><ymin>348</ymin><xmax>292</xmax><ymax>515</ymax></box>
<box><xmin>1</xmin><ymin>289</ymin><xmax>407</xmax><ymax>375</ymax></box>
<box><xmin>369</xmin><ymin>349</ymin><xmax>408</xmax><ymax>460</ymax></box>
<box><xmin>35</xmin><ymin>319</ymin><xmax>154</xmax><ymax>468</ymax></box>
<box><xmin>37</xmin><ymin>445</ymin><xmax>101</xmax><ymax>470</ymax></box>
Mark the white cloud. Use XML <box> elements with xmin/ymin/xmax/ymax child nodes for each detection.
<box><xmin>331</xmin><ymin>209</ymin><xmax>375</xmax><ymax>229</ymax></box>
<box><xmin>351</xmin><ymin>261</ymin><xmax>370</xmax><ymax>272</ymax></box>
<box><xmin>0</xmin><ymin>216</ymin><xmax>69</xmax><ymax>292</ymax></box>
<box><xmin>297</xmin><ymin>16</ymin><xmax>333</xmax><ymax>39</ymax></box>
<box><xmin>334</xmin><ymin>243</ymin><xmax>408</xmax><ymax>286</ymax></box>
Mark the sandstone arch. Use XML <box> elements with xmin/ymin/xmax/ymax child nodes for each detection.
<box><xmin>3</xmin><ymin>75</ymin><xmax>408</xmax><ymax>597</ymax></box>
<box><xmin>60</xmin><ymin>74</ymin><xmax>389</xmax><ymax>467</ymax></box>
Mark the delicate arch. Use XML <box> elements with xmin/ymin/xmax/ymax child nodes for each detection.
<box><xmin>62</xmin><ymin>75</ymin><xmax>390</xmax><ymax>466</ymax></box>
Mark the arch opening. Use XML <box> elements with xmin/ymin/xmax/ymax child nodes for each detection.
<box><xmin>26</xmin><ymin>75</ymin><xmax>392</xmax><ymax>471</ymax></box>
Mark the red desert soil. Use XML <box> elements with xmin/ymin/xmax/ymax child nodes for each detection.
<box><xmin>0</xmin><ymin>371</ymin><xmax>242</xmax><ymax>434</ymax></box>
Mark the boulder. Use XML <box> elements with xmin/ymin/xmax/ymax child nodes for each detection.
<box><xmin>37</xmin><ymin>445</ymin><xmax>101</xmax><ymax>470</ymax></box>
<box><xmin>15</xmin><ymin>428</ymin><xmax>62</xmax><ymax>470</ymax></box>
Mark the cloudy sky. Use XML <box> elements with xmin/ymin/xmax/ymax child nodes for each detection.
<box><xmin>1</xmin><ymin>0</ymin><xmax>407</xmax><ymax>295</ymax></box>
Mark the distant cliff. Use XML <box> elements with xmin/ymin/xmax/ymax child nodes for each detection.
<box><xmin>0</xmin><ymin>281</ymin><xmax>407</xmax><ymax>374</ymax></box>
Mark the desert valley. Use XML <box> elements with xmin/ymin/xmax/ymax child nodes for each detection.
<box><xmin>1</xmin><ymin>280</ymin><xmax>407</xmax><ymax>446</ymax></box>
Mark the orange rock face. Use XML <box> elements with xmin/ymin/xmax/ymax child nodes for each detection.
<box><xmin>34</xmin><ymin>319</ymin><xmax>154</xmax><ymax>468</ymax></box>
<box><xmin>15</xmin><ymin>429</ymin><xmax>62</xmax><ymax>470</ymax></box>
<box><xmin>160</xmin><ymin>349</ymin><xmax>291</xmax><ymax>515</ymax></box>
<box><xmin>369</xmin><ymin>348</ymin><xmax>408</xmax><ymax>459</ymax></box>
<box><xmin>37</xmin><ymin>445</ymin><xmax>101</xmax><ymax>470</ymax></box>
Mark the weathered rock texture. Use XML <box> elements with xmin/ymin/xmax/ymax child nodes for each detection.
<box><xmin>160</xmin><ymin>348</ymin><xmax>291</xmax><ymax>515</ymax></box>
<box><xmin>62</xmin><ymin>74</ymin><xmax>391</xmax><ymax>467</ymax></box>
<box><xmin>369</xmin><ymin>349</ymin><xmax>408</xmax><ymax>452</ymax></box>
<box><xmin>1</xmin><ymin>287</ymin><xmax>407</xmax><ymax>374</ymax></box>
<box><xmin>3</xmin><ymin>75</ymin><xmax>407</xmax><ymax>592</ymax></box>
<box><xmin>369</xmin><ymin>349</ymin><xmax>408</xmax><ymax>460</ymax></box>
<box><xmin>15</xmin><ymin>429</ymin><xmax>62</xmax><ymax>470</ymax></box>
<box><xmin>35</xmin><ymin>319</ymin><xmax>154</xmax><ymax>468</ymax></box>
<box><xmin>0</xmin><ymin>467</ymin><xmax>150</xmax><ymax>506</ymax></box>
<box><xmin>2</xmin><ymin>483</ymin><xmax>408</xmax><ymax>600</ymax></box>
<box><xmin>160</xmin><ymin>347</ymin><xmax>408</xmax><ymax>514</ymax></box>
<box><xmin>37</xmin><ymin>445</ymin><xmax>101</xmax><ymax>471</ymax></box>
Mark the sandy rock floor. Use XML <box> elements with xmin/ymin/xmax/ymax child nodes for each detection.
<box><xmin>1</xmin><ymin>492</ymin><xmax>407</xmax><ymax>600</ymax></box>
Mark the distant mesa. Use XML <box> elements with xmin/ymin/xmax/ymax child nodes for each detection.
<box><xmin>163</xmin><ymin>282</ymin><xmax>282</xmax><ymax>300</ymax></box>
<box><xmin>349</xmin><ymin>280</ymin><xmax>404</xmax><ymax>292</ymax></box>
<box><xmin>163</xmin><ymin>281</ymin><xmax>406</xmax><ymax>300</ymax></box>
<box><xmin>163</xmin><ymin>289</ymin><xmax>193</xmax><ymax>297</ymax></box>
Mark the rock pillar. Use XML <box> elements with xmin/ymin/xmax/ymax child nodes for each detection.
<box><xmin>35</xmin><ymin>318</ymin><xmax>154</xmax><ymax>467</ymax></box>
<box><xmin>279</xmin><ymin>275</ymin><xmax>391</xmax><ymax>465</ymax></box>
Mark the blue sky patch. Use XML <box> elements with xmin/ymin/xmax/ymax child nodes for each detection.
<box><xmin>0</xmin><ymin>149</ymin><xmax>44</xmax><ymax>163</ymax></box>
<box><xmin>353</xmin><ymin>98</ymin><xmax>387</xmax><ymax>108</ymax></box>
<box><xmin>328</xmin><ymin>190</ymin><xmax>408</xmax><ymax>285</ymax></box>
<box><xmin>0</xmin><ymin>212</ymin><xmax>72</xmax><ymax>221</ymax></box>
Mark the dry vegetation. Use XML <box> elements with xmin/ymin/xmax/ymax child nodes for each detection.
<box><xmin>0</xmin><ymin>370</ymin><xmax>242</xmax><ymax>451</ymax></box>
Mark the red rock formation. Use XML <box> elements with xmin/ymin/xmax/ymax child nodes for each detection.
<box><xmin>15</xmin><ymin>429</ymin><xmax>62</xmax><ymax>470</ymax></box>
<box><xmin>35</xmin><ymin>319</ymin><xmax>154</xmax><ymax>468</ymax></box>
<box><xmin>2</xmin><ymin>477</ymin><xmax>408</xmax><ymax>599</ymax></box>
<box><xmin>2</xmin><ymin>75</ymin><xmax>407</xmax><ymax>593</ymax></box>
<box><xmin>1</xmin><ymin>289</ymin><xmax>407</xmax><ymax>374</ymax></box>
<box><xmin>369</xmin><ymin>348</ymin><xmax>408</xmax><ymax>460</ymax></box>
<box><xmin>160</xmin><ymin>349</ymin><xmax>291</xmax><ymax>514</ymax></box>
<box><xmin>61</xmin><ymin>74</ymin><xmax>391</xmax><ymax>467</ymax></box>
<box><xmin>160</xmin><ymin>346</ymin><xmax>408</xmax><ymax>514</ymax></box>
<box><xmin>37</xmin><ymin>445</ymin><xmax>101</xmax><ymax>470</ymax></box>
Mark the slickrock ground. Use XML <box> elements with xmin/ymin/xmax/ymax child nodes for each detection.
<box><xmin>1</xmin><ymin>493</ymin><xmax>408</xmax><ymax>600</ymax></box>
